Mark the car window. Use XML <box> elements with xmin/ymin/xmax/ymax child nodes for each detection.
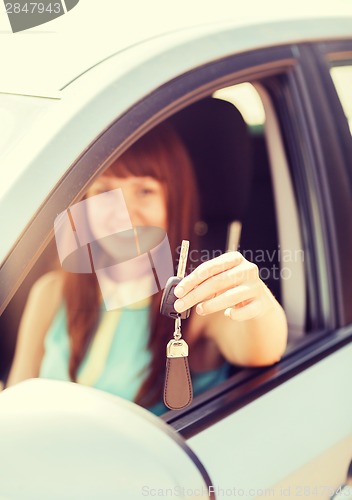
<box><xmin>0</xmin><ymin>79</ymin><xmax>304</xmax><ymax>412</ymax></box>
<box><xmin>330</xmin><ymin>65</ymin><xmax>352</xmax><ymax>134</ymax></box>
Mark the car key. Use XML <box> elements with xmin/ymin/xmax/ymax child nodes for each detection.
<box><xmin>163</xmin><ymin>239</ymin><xmax>193</xmax><ymax>410</ymax></box>
<box><xmin>160</xmin><ymin>240</ymin><xmax>191</xmax><ymax>319</ymax></box>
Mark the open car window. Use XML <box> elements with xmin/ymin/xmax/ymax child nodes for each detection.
<box><xmin>0</xmin><ymin>78</ymin><xmax>305</xmax><ymax>407</ymax></box>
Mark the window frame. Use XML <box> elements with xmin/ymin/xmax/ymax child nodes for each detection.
<box><xmin>316</xmin><ymin>40</ymin><xmax>352</xmax><ymax>186</ymax></box>
<box><xmin>288</xmin><ymin>42</ymin><xmax>352</xmax><ymax>328</ymax></box>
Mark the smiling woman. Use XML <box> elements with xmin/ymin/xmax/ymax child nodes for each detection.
<box><xmin>86</xmin><ymin>175</ymin><xmax>168</xmax><ymax>236</ymax></box>
<box><xmin>5</xmin><ymin>120</ymin><xmax>287</xmax><ymax>414</ymax></box>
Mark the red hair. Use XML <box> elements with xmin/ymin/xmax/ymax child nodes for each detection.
<box><xmin>63</xmin><ymin>122</ymin><xmax>200</xmax><ymax>407</ymax></box>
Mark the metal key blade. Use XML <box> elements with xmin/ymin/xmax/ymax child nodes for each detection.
<box><xmin>177</xmin><ymin>240</ymin><xmax>189</xmax><ymax>279</ymax></box>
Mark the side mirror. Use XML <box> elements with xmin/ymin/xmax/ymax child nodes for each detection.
<box><xmin>0</xmin><ymin>379</ymin><xmax>213</xmax><ymax>499</ymax></box>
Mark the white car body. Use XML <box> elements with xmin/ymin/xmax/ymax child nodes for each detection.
<box><xmin>0</xmin><ymin>3</ymin><xmax>351</xmax><ymax>498</ymax></box>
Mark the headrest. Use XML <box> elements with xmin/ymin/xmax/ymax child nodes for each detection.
<box><xmin>170</xmin><ymin>97</ymin><xmax>253</xmax><ymax>251</ymax></box>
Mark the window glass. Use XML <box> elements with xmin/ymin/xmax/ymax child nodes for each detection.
<box><xmin>330</xmin><ymin>65</ymin><xmax>352</xmax><ymax>134</ymax></box>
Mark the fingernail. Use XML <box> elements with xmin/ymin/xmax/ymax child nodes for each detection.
<box><xmin>174</xmin><ymin>299</ymin><xmax>184</xmax><ymax>312</ymax></box>
<box><xmin>174</xmin><ymin>286</ymin><xmax>184</xmax><ymax>298</ymax></box>
<box><xmin>196</xmin><ymin>304</ymin><xmax>204</xmax><ymax>315</ymax></box>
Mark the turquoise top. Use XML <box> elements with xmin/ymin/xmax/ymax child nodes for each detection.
<box><xmin>39</xmin><ymin>302</ymin><xmax>230</xmax><ymax>416</ymax></box>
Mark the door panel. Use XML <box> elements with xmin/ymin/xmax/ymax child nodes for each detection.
<box><xmin>187</xmin><ymin>344</ymin><xmax>352</xmax><ymax>498</ymax></box>
<box><xmin>256</xmin><ymin>435</ymin><xmax>352</xmax><ymax>499</ymax></box>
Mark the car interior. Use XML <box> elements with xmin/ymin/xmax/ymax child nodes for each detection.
<box><xmin>0</xmin><ymin>81</ymin><xmax>306</xmax><ymax>397</ymax></box>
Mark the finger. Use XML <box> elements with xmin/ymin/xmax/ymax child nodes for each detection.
<box><xmin>225</xmin><ymin>299</ymin><xmax>263</xmax><ymax>321</ymax></box>
<box><xmin>174</xmin><ymin>261</ymin><xmax>259</xmax><ymax>313</ymax></box>
<box><xmin>174</xmin><ymin>251</ymin><xmax>243</xmax><ymax>299</ymax></box>
<box><xmin>196</xmin><ymin>282</ymin><xmax>260</xmax><ymax>316</ymax></box>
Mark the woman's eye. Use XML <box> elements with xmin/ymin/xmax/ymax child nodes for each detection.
<box><xmin>138</xmin><ymin>187</ymin><xmax>155</xmax><ymax>196</ymax></box>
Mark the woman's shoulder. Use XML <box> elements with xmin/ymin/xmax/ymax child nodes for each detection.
<box><xmin>6</xmin><ymin>272</ymin><xmax>65</xmax><ymax>387</ymax></box>
<box><xmin>31</xmin><ymin>270</ymin><xmax>63</xmax><ymax>292</ymax></box>
<box><xmin>28</xmin><ymin>271</ymin><xmax>64</xmax><ymax>313</ymax></box>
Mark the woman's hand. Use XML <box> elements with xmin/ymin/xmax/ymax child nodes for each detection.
<box><xmin>174</xmin><ymin>251</ymin><xmax>277</xmax><ymax>321</ymax></box>
<box><xmin>174</xmin><ymin>251</ymin><xmax>288</xmax><ymax>367</ymax></box>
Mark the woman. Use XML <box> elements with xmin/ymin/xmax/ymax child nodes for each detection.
<box><xmin>6</xmin><ymin>123</ymin><xmax>287</xmax><ymax>415</ymax></box>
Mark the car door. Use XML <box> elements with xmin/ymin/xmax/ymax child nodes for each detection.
<box><xmin>0</xmin><ymin>18</ymin><xmax>351</xmax><ymax>499</ymax></box>
<box><xmin>166</xmin><ymin>37</ymin><xmax>352</xmax><ymax>496</ymax></box>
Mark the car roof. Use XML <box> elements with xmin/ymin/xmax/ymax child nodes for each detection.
<box><xmin>0</xmin><ymin>0</ymin><xmax>352</xmax><ymax>95</ymax></box>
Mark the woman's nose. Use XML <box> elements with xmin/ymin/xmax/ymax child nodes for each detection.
<box><xmin>127</xmin><ymin>206</ymin><xmax>145</xmax><ymax>227</ymax></box>
<box><xmin>123</xmin><ymin>197</ymin><xmax>144</xmax><ymax>227</ymax></box>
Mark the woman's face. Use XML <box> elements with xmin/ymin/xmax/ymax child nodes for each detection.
<box><xmin>84</xmin><ymin>174</ymin><xmax>169</xmax><ymax>305</ymax></box>
<box><xmin>86</xmin><ymin>174</ymin><xmax>167</xmax><ymax>246</ymax></box>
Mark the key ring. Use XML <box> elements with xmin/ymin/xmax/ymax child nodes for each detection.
<box><xmin>173</xmin><ymin>315</ymin><xmax>182</xmax><ymax>340</ymax></box>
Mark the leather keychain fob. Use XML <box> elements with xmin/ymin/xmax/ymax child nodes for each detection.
<box><xmin>164</xmin><ymin>318</ymin><xmax>193</xmax><ymax>410</ymax></box>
